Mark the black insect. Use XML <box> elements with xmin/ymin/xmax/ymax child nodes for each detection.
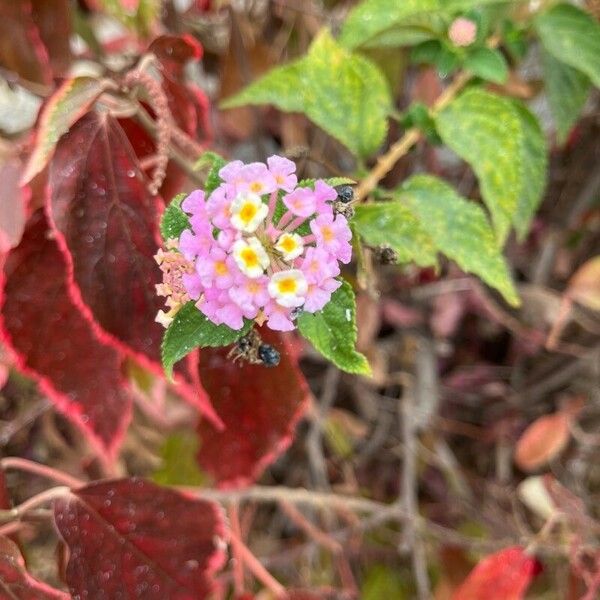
<box><xmin>333</xmin><ymin>185</ymin><xmax>355</xmax><ymax>219</ymax></box>
<box><xmin>228</xmin><ymin>329</ymin><xmax>280</xmax><ymax>367</ymax></box>
<box><xmin>373</xmin><ymin>245</ymin><xmax>398</xmax><ymax>265</ymax></box>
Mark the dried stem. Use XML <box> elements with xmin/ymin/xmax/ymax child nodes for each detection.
<box><xmin>228</xmin><ymin>504</ymin><xmax>246</xmax><ymax>597</ymax></box>
<box><xmin>0</xmin><ymin>487</ymin><xmax>69</xmax><ymax>524</ymax></box>
<box><xmin>1</xmin><ymin>457</ymin><xmax>84</xmax><ymax>489</ymax></box>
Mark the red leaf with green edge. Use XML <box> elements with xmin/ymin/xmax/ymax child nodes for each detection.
<box><xmin>0</xmin><ymin>0</ymin><xmax>50</xmax><ymax>85</ymax></box>
<box><xmin>0</xmin><ymin>536</ymin><xmax>69</xmax><ymax>600</ymax></box>
<box><xmin>31</xmin><ymin>0</ymin><xmax>72</xmax><ymax>77</ymax></box>
<box><xmin>196</xmin><ymin>330</ymin><xmax>310</xmax><ymax>488</ymax></box>
<box><xmin>0</xmin><ymin>210</ymin><xmax>133</xmax><ymax>460</ymax></box>
<box><xmin>451</xmin><ymin>546</ymin><xmax>541</xmax><ymax>600</ymax></box>
<box><xmin>22</xmin><ymin>76</ymin><xmax>112</xmax><ymax>184</ymax></box>
<box><xmin>54</xmin><ymin>478</ymin><xmax>227</xmax><ymax>599</ymax></box>
<box><xmin>47</xmin><ymin>111</ymin><xmax>164</xmax><ymax>366</ymax></box>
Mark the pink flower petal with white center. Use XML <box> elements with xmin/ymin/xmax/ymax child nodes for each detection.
<box><xmin>230</xmin><ymin>192</ymin><xmax>268</xmax><ymax>233</ymax></box>
<box><xmin>275</xmin><ymin>232</ymin><xmax>304</xmax><ymax>261</ymax></box>
<box><xmin>267</xmin><ymin>155</ymin><xmax>297</xmax><ymax>192</ymax></box>
<box><xmin>283</xmin><ymin>187</ymin><xmax>317</xmax><ymax>218</ymax></box>
<box><xmin>232</xmin><ymin>237</ymin><xmax>270</xmax><ymax>278</ymax></box>
<box><xmin>268</xmin><ymin>269</ymin><xmax>308</xmax><ymax>308</ymax></box>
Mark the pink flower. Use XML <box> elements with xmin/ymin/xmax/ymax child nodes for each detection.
<box><xmin>218</xmin><ymin>160</ymin><xmax>245</xmax><ymax>185</ymax></box>
<box><xmin>229</xmin><ymin>273</ymin><xmax>270</xmax><ymax>317</ymax></box>
<box><xmin>304</xmin><ymin>278</ymin><xmax>341</xmax><ymax>313</ymax></box>
<box><xmin>238</xmin><ymin>162</ymin><xmax>277</xmax><ymax>196</ymax></box>
<box><xmin>179</xmin><ymin>229</ymin><xmax>211</xmax><ymax>261</ymax></box>
<box><xmin>283</xmin><ymin>187</ymin><xmax>316</xmax><ymax>218</ymax></box>
<box><xmin>448</xmin><ymin>17</ymin><xmax>477</xmax><ymax>47</ymax></box>
<box><xmin>299</xmin><ymin>247</ymin><xmax>340</xmax><ymax>284</ymax></box>
<box><xmin>181</xmin><ymin>189</ymin><xmax>206</xmax><ymax>215</ymax></box>
<box><xmin>182</xmin><ymin>271</ymin><xmax>203</xmax><ymax>300</ymax></box>
<box><xmin>314</xmin><ymin>180</ymin><xmax>337</xmax><ymax>211</ymax></box>
<box><xmin>215</xmin><ymin>297</ymin><xmax>246</xmax><ymax>330</ymax></box>
<box><xmin>196</xmin><ymin>247</ymin><xmax>236</xmax><ymax>289</ymax></box>
<box><xmin>263</xmin><ymin>300</ymin><xmax>295</xmax><ymax>332</ymax></box>
<box><xmin>310</xmin><ymin>213</ymin><xmax>352</xmax><ymax>264</ymax></box>
<box><xmin>267</xmin><ymin>155</ymin><xmax>297</xmax><ymax>192</ymax></box>
<box><xmin>206</xmin><ymin>185</ymin><xmax>233</xmax><ymax>231</ymax></box>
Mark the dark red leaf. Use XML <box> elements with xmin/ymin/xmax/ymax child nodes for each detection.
<box><xmin>0</xmin><ymin>0</ymin><xmax>50</xmax><ymax>85</ymax></box>
<box><xmin>451</xmin><ymin>546</ymin><xmax>540</xmax><ymax>600</ymax></box>
<box><xmin>196</xmin><ymin>330</ymin><xmax>310</xmax><ymax>488</ymax></box>
<box><xmin>149</xmin><ymin>35</ymin><xmax>203</xmax><ymax>73</ymax></box>
<box><xmin>0</xmin><ymin>536</ymin><xmax>68</xmax><ymax>599</ymax></box>
<box><xmin>54</xmin><ymin>478</ymin><xmax>227</xmax><ymax>599</ymax></box>
<box><xmin>47</xmin><ymin>111</ymin><xmax>164</xmax><ymax>366</ymax></box>
<box><xmin>31</xmin><ymin>0</ymin><xmax>72</xmax><ymax>77</ymax></box>
<box><xmin>0</xmin><ymin>210</ymin><xmax>132</xmax><ymax>459</ymax></box>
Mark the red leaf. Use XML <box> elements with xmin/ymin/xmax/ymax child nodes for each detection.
<box><xmin>47</xmin><ymin>111</ymin><xmax>165</xmax><ymax>366</ymax></box>
<box><xmin>451</xmin><ymin>546</ymin><xmax>540</xmax><ymax>600</ymax></box>
<box><xmin>196</xmin><ymin>330</ymin><xmax>310</xmax><ymax>488</ymax></box>
<box><xmin>0</xmin><ymin>0</ymin><xmax>50</xmax><ymax>85</ymax></box>
<box><xmin>54</xmin><ymin>478</ymin><xmax>227</xmax><ymax>599</ymax></box>
<box><xmin>0</xmin><ymin>536</ymin><xmax>68</xmax><ymax>599</ymax></box>
<box><xmin>30</xmin><ymin>0</ymin><xmax>72</xmax><ymax>77</ymax></box>
<box><xmin>0</xmin><ymin>210</ymin><xmax>132</xmax><ymax>459</ymax></box>
<box><xmin>149</xmin><ymin>35</ymin><xmax>203</xmax><ymax>72</ymax></box>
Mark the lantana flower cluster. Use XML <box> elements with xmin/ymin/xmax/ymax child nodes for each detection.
<box><xmin>156</xmin><ymin>155</ymin><xmax>352</xmax><ymax>332</ymax></box>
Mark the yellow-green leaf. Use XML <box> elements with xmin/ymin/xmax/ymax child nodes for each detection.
<box><xmin>340</xmin><ymin>0</ymin><xmax>521</xmax><ymax>49</ymax></box>
<box><xmin>398</xmin><ymin>175</ymin><xmax>520</xmax><ymax>306</ymax></box>
<box><xmin>435</xmin><ymin>88</ymin><xmax>547</xmax><ymax>242</ymax></box>
<box><xmin>221</xmin><ymin>29</ymin><xmax>391</xmax><ymax>158</ymax></box>
<box><xmin>534</xmin><ymin>3</ymin><xmax>600</xmax><ymax>88</ymax></box>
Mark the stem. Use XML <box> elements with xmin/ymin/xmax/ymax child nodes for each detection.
<box><xmin>0</xmin><ymin>487</ymin><xmax>70</xmax><ymax>523</ymax></box>
<box><xmin>1</xmin><ymin>457</ymin><xmax>84</xmax><ymax>489</ymax></box>
<box><xmin>229</xmin><ymin>532</ymin><xmax>286</xmax><ymax>598</ymax></box>
<box><xmin>354</xmin><ymin>70</ymin><xmax>472</xmax><ymax>203</ymax></box>
<box><xmin>228</xmin><ymin>504</ymin><xmax>246</xmax><ymax>597</ymax></box>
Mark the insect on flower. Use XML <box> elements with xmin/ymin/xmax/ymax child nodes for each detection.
<box><xmin>156</xmin><ymin>155</ymin><xmax>353</xmax><ymax>337</ymax></box>
<box><xmin>227</xmin><ymin>329</ymin><xmax>280</xmax><ymax>367</ymax></box>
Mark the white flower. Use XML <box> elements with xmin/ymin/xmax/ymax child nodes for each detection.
<box><xmin>275</xmin><ymin>232</ymin><xmax>304</xmax><ymax>261</ymax></box>
<box><xmin>268</xmin><ymin>269</ymin><xmax>308</xmax><ymax>308</ymax></box>
<box><xmin>232</xmin><ymin>237</ymin><xmax>270</xmax><ymax>278</ymax></box>
<box><xmin>230</xmin><ymin>192</ymin><xmax>268</xmax><ymax>232</ymax></box>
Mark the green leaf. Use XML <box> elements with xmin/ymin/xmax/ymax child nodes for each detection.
<box><xmin>398</xmin><ymin>175</ymin><xmax>520</xmax><ymax>306</ymax></box>
<box><xmin>152</xmin><ymin>432</ymin><xmax>208</xmax><ymax>486</ymax></box>
<box><xmin>534</xmin><ymin>3</ymin><xmax>600</xmax><ymax>88</ymax></box>
<box><xmin>411</xmin><ymin>40</ymin><xmax>444</xmax><ymax>65</ymax></box>
<box><xmin>222</xmin><ymin>29</ymin><xmax>391</xmax><ymax>158</ymax></box>
<box><xmin>194</xmin><ymin>151</ymin><xmax>227</xmax><ymax>196</ymax></box>
<box><xmin>161</xmin><ymin>302</ymin><xmax>251</xmax><ymax>378</ymax></box>
<box><xmin>22</xmin><ymin>77</ymin><xmax>110</xmax><ymax>183</ymax></box>
<box><xmin>352</xmin><ymin>202</ymin><xmax>438</xmax><ymax>266</ymax></box>
<box><xmin>435</xmin><ymin>88</ymin><xmax>547</xmax><ymax>242</ymax></box>
<box><xmin>464</xmin><ymin>47</ymin><xmax>509</xmax><ymax>84</ymax></box>
<box><xmin>297</xmin><ymin>281</ymin><xmax>371</xmax><ymax>375</ymax></box>
<box><xmin>339</xmin><ymin>0</ymin><xmax>522</xmax><ymax>49</ymax></box>
<box><xmin>362</xmin><ymin>565</ymin><xmax>410</xmax><ymax>600</ymax></box>
<box><xmin>541</xmin><ymin>50</ymin><xmax>591</xmax><ymax>143</ymax></box>
<box><xmin>160</xmin><ymin>193</ymin><xmax>189</xmax><ymax>241</ymax></box>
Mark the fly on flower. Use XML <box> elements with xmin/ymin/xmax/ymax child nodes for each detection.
<box><xmin>156</xmin><ymin>155</ymin><xmax>355</xmax><ymax>365</ymax></box>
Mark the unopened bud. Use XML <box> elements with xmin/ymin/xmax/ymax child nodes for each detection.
<box><xmin>448</xmin><ymin>18</ymin><xmax>477</xmax><ymax>47</ymax></box>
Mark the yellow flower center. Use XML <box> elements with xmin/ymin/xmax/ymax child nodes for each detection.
<box><xmin>280</xmin><ymin>236</ymin><xmax>297</xmax><ymax>253</ymax></box>
<box><xmin>277</xmin><ymin>277</ymin><xmax>297</xmax><ymax>294</ymax></box>
<box><xmin>321</xmin><ymin>226</ymin><xmax>334</xmax><ymax>243</ymax></box>
<box><xmin>240</xmin><ymin>202</ymin><xmax>258</xmax><ymax>224</ymax></box>
<box><xmin>240</xmin><ymin>248</ymin><xmax>259</xmax><ymax>268</ymax></box>
<box><xmin>250</xmin><ymin>182</ymin><xmax>263</xmax><ymax>193</ymax></box>
<box><xmin>215</xmin><ymin>261</ymin><xmax>228</xmax><ymax>276</ymax></box>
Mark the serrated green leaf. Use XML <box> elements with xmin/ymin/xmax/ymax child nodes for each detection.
<box><xmin>297</xmin><ymin>281</ymin><xmax>370</xmax><ymax>375</ymax></box>
<box><xmin>435</xmin><ymin>88</ymin><xmax>547</xmax><ymax>242</ymax></box>
<box><xmin>161</xmin><ymin>302</ymin><xmax>251</xmax><ymax>378</ymax></box>
<box><xmin>352</xmin><ymin>202</ymin><xmax>437</xmax><ymax>266</ymax></box>
<box><xmin>339</xmin><ymin>0</ymin><xmax>522</xmax><ymax>49</ymax></box>
<box><xmin>541</xmin><ymin>50</ymin><xmax>591</xmax><ymax>143</ymax></box>
<box><xmin>160</xmin><ymin>193</ymin><xmax>189</xmax><ymax>241</ymax></box>
<box><xmin>222</xmin><ymin>29</ymin><xmax>391</xmax><ymax>158</ymax></box>
<box><xmin>152</xmin><ymin>432</ymin><xmax>208</xmax><ymax>486</ymax></box>
<box><xmin>464</xmin><ymin>47</ymin><xmax>509</xmax><ymax>84</ymax></box>
<box><xmin>398</xmin><ymin>175</ymin><xmax>520</xmax><ymax>306</ymax></box>
<box><xmin>534</xmin><ymin>3</ymin><xmax>600</xmax><ymax>88</ymax></box>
